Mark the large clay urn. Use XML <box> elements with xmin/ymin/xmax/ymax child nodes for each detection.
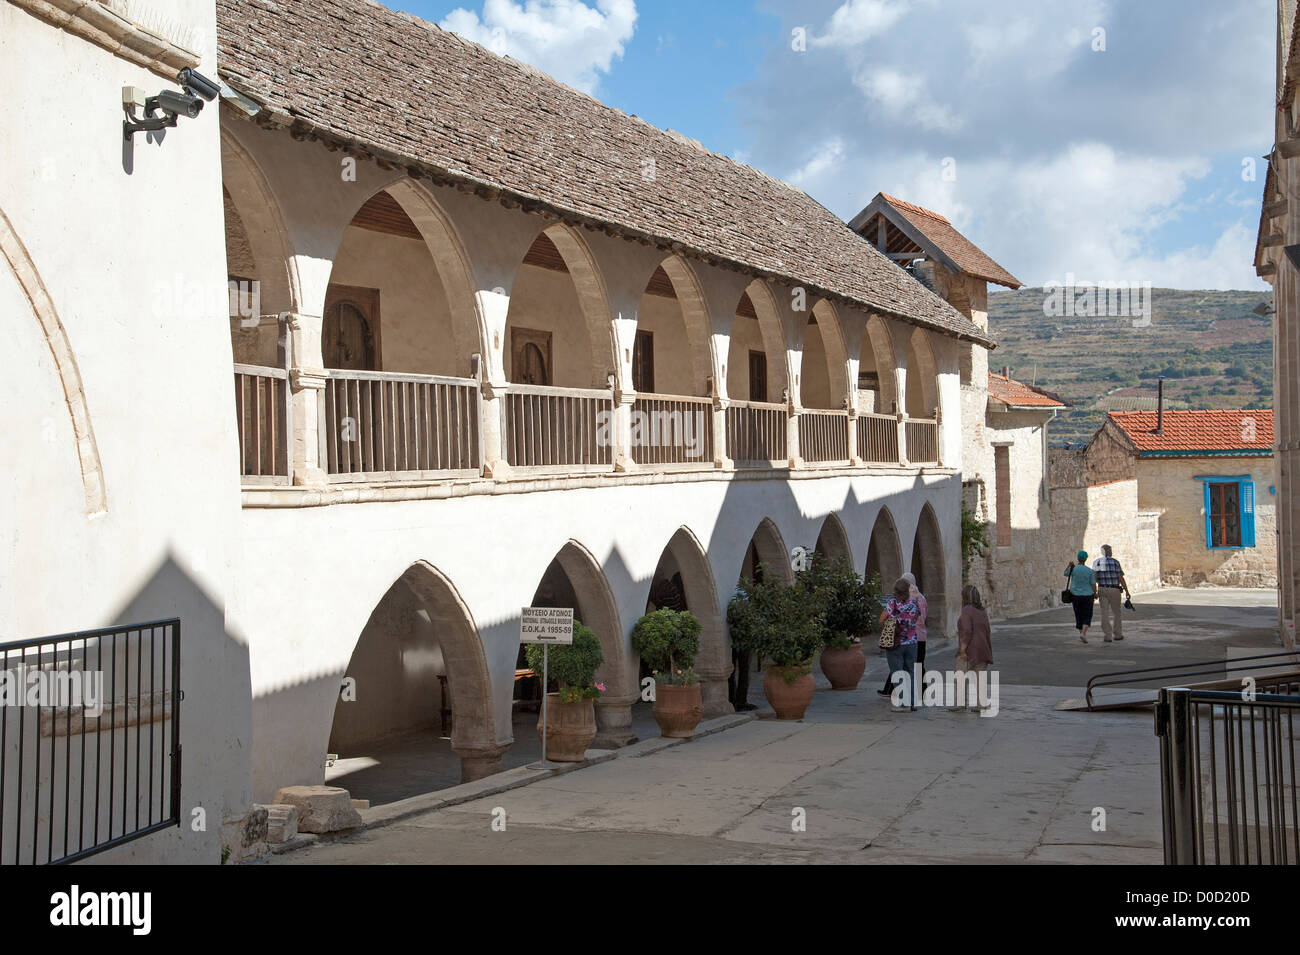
<box><xmin>537</xmin><ymin>694</ymin><xmax>596</xmax><ymax>761</ymax></box>
<box><xmin>819</xmin><ymin>643</ymin><xmax>866</xmax><ymax>690</ymax></box>
<box><xmin>763</xmin><ymin>666</ymin><xmax>815</xmax><ymax>720</ymax></box>
<box><xmin>652</xmin><ymin>683</ymin><xmax>703</xmax><ymax>739</ymax></box>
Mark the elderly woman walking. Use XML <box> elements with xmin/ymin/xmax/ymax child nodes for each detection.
<box><xmin>879</xmin><ymin>577</ymin><xmax>922</xmax><ymax>711</ymax></box>
<box><xmin>954</xmin><ymin>584</ymin><xmax>993</xmax><ymax>711</ymax></box>
<box><xmin>1064</xmin><ymin>550</ymin><xmax>1098</xmax><ymax>643</ymax></box>
<box><xmin>877</xmin><ymin>572</ymin><xmax>927</xmax><ymax>697</ymax></box>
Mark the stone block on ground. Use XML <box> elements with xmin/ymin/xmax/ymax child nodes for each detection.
<box><xmin>273</xmin><ymin>785</ymin><xmax>363</xmax><ymax>834</ymax></box>
<box><xmin>260</xmin><ymin>803</ymin><xmax>299</xmax><ymax>843</ymax></box>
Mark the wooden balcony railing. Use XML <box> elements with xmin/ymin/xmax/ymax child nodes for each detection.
<box><xmin>505</xmin><ymin>383</ymin><xmax>614</xmax><ymax>470</ymax></box>
<box><xmin>857</xmin><ymin>412</ymin><xmax>899</xmax><ymax>464</ymax></box>
<box><xmin>322</xmin><ymin>369</ymin><xmax>480</xmax><ymax>481</ymax></box>
<box><xmin>630</xmin><ymin>394</ymin><xmax>714</xmax><ymax>467</ymax></box>
<box><xmin>726</xmin><ymin>400</ymin><xmax>787</xmax><ymax>465</ymax></box>
<box><xmin>905</xmin><ymin>417</ymin><xmax>939</xmax><ymax>465</ymax></box>
<box><xmin>798</xmin><ymin>410</ymin><xmax>850</xmax><ymax>464</ymax></box>
<box><xmin>234</xmin><ymin>363</ymin><xmax>290</xmax><ymax>484</ymax></box>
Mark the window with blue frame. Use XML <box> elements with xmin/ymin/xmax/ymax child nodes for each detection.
<box><xmin>1197</xmin><ymin>476</ymin><xmax>1255</xmax><ymax>549</ymax></box>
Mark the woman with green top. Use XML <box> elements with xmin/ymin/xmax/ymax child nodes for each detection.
<box><xmin>1065</xmin><ymin>550</ymin><xmax>1098</xmax><ymax>643</ymax></box>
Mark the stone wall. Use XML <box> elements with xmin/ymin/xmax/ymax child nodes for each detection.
<box><xmin>1135</xmin><ymin>457</ymin><xmax>1277</xmax><ymax>587</ymax></box>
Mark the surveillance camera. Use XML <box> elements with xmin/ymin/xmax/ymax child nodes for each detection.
<box><xmin>152</xmin><ymin>89</ymin><xmax>204</xmax><ymax>119</ymax></box>
<box><xmin>178</xmin><ymin>68</ymin><xmax>221</xmax><ymax>102</ymax></box>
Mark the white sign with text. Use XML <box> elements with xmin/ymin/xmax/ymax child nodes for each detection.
<box><xmin>520</xmin><ymin>607</ymin><xmax>574</xmax><ymax>644</ymax></box>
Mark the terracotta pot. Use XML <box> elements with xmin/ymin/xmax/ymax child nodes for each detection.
<box><xmin>652</xmin><ymin>683</ymin><xmax>703</xmax><ymax>739</ymax></box>
<box><xmin>763</xmin><ymin>667</ymin><xmax>815</xmax><ymax>720</ymax></box>
<box><xmin>819</xmin><ymin>644</ymin><xmax>866</xmax><ymax>690</ymax></box>
<box><xmin>536</xmin><ymin>694</ymin><xmax>596</xmax><ymax>761</ymax></box>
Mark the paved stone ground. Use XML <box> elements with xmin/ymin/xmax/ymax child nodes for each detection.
<box><xmin>282</xmin><ymin>588</ymin><xmax>1288</xmax><ymax>864</ymax></box>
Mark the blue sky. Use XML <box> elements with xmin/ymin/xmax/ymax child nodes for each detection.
<box><xmin>393</xmin><ymin>0</ymin><xmax>1274</xmax><ymax>290</ymax></box>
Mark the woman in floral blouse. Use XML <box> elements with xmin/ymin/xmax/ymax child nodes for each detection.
<box><xmin>879</xmin><ymin>577</ymin><xmax>921</xmax><ymax>711</ymax></box>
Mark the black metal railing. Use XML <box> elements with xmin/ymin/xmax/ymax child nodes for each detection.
<box><xmin>0</xmin><ymin>619</ymin><xmax>181</xmax><ymax>865</ymax></box>
<box><xmin>1157</xmin><ymin>685</ymin><xmax>1299</xmax><ymax>865</ymax></box>
<box><xmin>1087</xmin><ymin>650</ymin><xmax>1300</xmax><ymax>709</ymax></box>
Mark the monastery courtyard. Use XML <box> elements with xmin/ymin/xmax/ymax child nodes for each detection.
<box><xmin>275</xmin><ymin>588</ymin><xmax>1280</xmax><ymax>865</ymax></box>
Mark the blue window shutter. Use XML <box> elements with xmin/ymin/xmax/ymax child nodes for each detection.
<box><xmin>1240</xmin><ymin>479</ymin><xmax>1256</xmax><ymax>548</ymax></box>
<box><xmin>1203</xmin><ymin>481</ymin><xmax>1214</xmax><ymax>549</ymax></box>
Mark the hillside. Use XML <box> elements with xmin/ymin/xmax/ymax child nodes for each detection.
<box><xmin>985</xmin><ymin>288</ymin><xmax>1274</xmax><ymax>446</ymax></box>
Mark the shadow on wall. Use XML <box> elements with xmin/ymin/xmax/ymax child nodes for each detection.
<box><xmin>52</xmin><ymin>555</ymin><xmax>253</xmax><ymax>865</ymax></box>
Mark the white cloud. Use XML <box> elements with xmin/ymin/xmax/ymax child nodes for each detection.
<box><xmin>787</xmin><ymin>137</ymin><xmax>847</xmax><ymax>189</ymax></box>
<box><xmin>440</xmin><ymin>0</ymin><xmax>637</xmax><ymax>94</ymax></box>
<box><xmin>812</xmin><ymin>0</ymin><xmax>909</xmax><ymax>48</ymax></box>
<box><xmin>853</xmin><ymin>68</ymin><xmax>963</xmax><ymax>133</ymax></box>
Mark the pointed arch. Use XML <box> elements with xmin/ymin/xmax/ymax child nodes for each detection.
<box><xmin>905</xmin><ymin>326</ymin><xmax>940</xmax><ymax>419</ymax></box>
<box><xmin>532</xmin><ymin>539</ymin><xmax>634</xmax><ymax>745</ymax></box>
<box><xmin>741</xmin><ymin>516</ymin><xmax>794</xmax><ymax>586</ymax></box>
<box><xmin>814</xmin><ymin>513</ymin><xmax>853</xmax><ymax>566</ymax></box>
<box><xmin>911</xmin><ymin>502</ymin><xmax>947</xmax><ymax>633</ymax></box>
<box><xmin>0</xmin><ymin>206</ymin><xmax>105</xmax><ymax>516</ymax></box>
<box><xmin>654</xmin><ymin>254</ymin><xmax>719</xmax><ymax>391</ymax></box>
<box><xmin>806</xmin><ymin>298</ymin><xmax>852</xmax><ymax>410</ymax></box>
<box><xmin>866</xmin><ymin>505</ymin><xmax>904</xmax><ymax>588</ymax></box>
<box><xmin>725</xmin><ymin>279</ymin><xmax>791</xmax><ymax>401</ymax></box>
<box><xmin>863</xmin><ymin>314</ymin><xmax>900</xmax><ymax>413</ymax></box>
<box><xmin>648</xmin><ymin>526</ymin><xmax>732</xmax><ymax>717</ymax></box>
<box><xmin>329</xmin><ymin>560</ymin><xmax>497</xmax><ymax>784</ymax></box>
<box><xmin>519</xmin><ymin>223</ymin><xmax>616</xmax><ymax>388</ymax></box>
<box><xmin>220</xmin><ymin>126</ymin><xmax>300</xmax><ymax>316</ymax></box>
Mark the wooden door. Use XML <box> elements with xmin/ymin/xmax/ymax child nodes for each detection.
<box><xmin>323</xmin><ymin>285</ymin><xmax>380</xmax><ymax>370</ymax></box>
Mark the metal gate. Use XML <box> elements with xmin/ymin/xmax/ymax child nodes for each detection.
<box><xmin>1156</xmin><ymin>685</ymin><xmax>1299</xmax><ymax>864</ymax></box>
<box><xmin>0</xmin><ymin>619</ymin><xmax>181</xmax><ymax>865</ymax></box>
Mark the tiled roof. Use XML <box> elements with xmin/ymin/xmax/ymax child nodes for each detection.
<box><xmin>214</xmin><ymin>0</ymin><xmax>993</xmax><ymax>346</ymax></box>
<box><xmin>987</xmin><ymin>372</ymin><xmax>1066</xmax><ymax>409</ymax></box>
<box><xmin>874</xmin><ymin>193</ymin><xmax>1022</xmax><ymax>289</ymax></box>
<box><xmin>1108</xmin><ymin>410</ymin><xmax>1274</xmax><ymax>455</ymax></box>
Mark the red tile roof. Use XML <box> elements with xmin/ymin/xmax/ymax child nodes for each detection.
<box><xmin>1108</xmin><ymin>409</ymin><xmax>1274</xmax><ymax>454</ymax></box>
<box><xmin>987</xmin><ymin>372</ymin><xmax>1066</xmax><ymax>409</ymax></box>
<box><xmin>875</xmin><ymin>194</ymin><xmax>1022</xmax><ymax>289</ymax></box>
<box><xmin>213</xmin><ymin>0</ymin><xmax>993</xmax><ymax>347</ymax></box>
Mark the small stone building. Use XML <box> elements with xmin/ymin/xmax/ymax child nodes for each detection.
<box><xmin>1088</xmin><ymin>410</ymin><xmax>1277</xmax><ymax>588</ymax></box>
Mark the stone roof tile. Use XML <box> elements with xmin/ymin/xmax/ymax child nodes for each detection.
<box><xmin>215</xmin><ymin>0</ymin><xmax>994</xmax><ymax>346</ymax></box>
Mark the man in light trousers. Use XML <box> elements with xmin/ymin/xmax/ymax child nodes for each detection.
<box><xmin>1091</xmin><ymin>544</ymin><xmax>1130</xmax><ymax>643</ymax></box>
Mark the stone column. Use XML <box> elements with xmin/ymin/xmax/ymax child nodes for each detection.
<box><xmin>896</xmin><ymin>409</ymin><xmax>909</xmax><ymax>467</ymax></box>
<box><xmin>698</xmin><ymin>665</ymin><xmax>735</xmax><ymax>719</ymax></box>
<box><xmin>786</xmin><ymin>390</ymin><xmax>803</xmax><ymax>468</ymax></box>
<box><xmin>454</xmin><ymin>742</ymin><xmax>510</xmax><ymax>783</ymax></box>
<box><xmin>612</xmin><ymin>378</ymin><xmax>637</xmax><ymax>473</ymax></box>
<box><xmin>285</xmin><ymin>311</ymin><xmax>327</xmax><ymax>487</ymax></box>
<box><xmin>709</xmin><ymin>376</ymin><xmax>733</xmax><ymax>469</ymax></box>
<box><xmin>594</xmin><ymin>692</ymin><xmax>637</xmax><ymax>748</ymax></box>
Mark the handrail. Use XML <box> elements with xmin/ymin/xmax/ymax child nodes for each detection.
<box><xmin>504</xmin><ymin>382</ymin><xmax>613</xmax><ymax>399</ymax></box>
<box><xmin>325</xmin><ymin>367</ymin><xmax>477</xmax><ymax>388</ymax></box>
<box><xmin>633</xmin><ymin>391</ymin><xmax>711</xmax><ymax>404</ymax></box>
<box><xmin>726</xmin><ymin>398</ymin><xmax>786</xmax><ymax>412</ymax></box>
<box><xmin>1087</xmin><ymin>650</ymin><xmax>1300</xmax><ymax>708</ymax></box>
<box><xmin>233</xmin><ymin>362</ymin><xmax>288</xmax><ymax>380</ymax></box>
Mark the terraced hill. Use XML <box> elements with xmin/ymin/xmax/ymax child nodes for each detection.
<box><xmin>984</xmin><ymin>288</ymin><xmax>1273</xmax><ymax>446</ymax></box>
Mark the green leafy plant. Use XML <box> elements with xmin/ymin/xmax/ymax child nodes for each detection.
<box><xmin>631</xmin><ymin>608</ymin><xmax>702</xmax><ymax>686</ymax></box>
<box><xmin>961</xmin><ymin>503</ymin><xmax>989</xmax><ymax>575</ymax></box>
<box><xmin>795</xmin><ymin>551</ymin><xmax>878</xmax><ymax>649</ymax></box>
<box><xmin>727</xmin><ymin>565</ymin><xmax>825</xmax><ymax>677</ymax></box>
<box><xmin>525</xmin><ymin>621</ymin><xmax>605</xmax><ymax>702</ymax></box>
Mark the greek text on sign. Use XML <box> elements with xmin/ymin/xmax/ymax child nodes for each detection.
<box><xmin>520</xmin><ymin>607</ymin><xmax>574</xmax><ymax>644</ymax></box>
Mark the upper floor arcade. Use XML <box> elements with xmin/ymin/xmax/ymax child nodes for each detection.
<box><xmin>214</xmin><ymin>0</ymin><xmax>991</xmax><ymax>504</ymax></box>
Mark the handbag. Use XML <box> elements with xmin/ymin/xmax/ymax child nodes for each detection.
<box><xmin>1060</xmin><ymin>564</ymin><xmax>1076</xmax><ymax>605</ymax></box>
<box><xmin>878</xmin><ymin>615</ymin><xmax>898</xmax><ymax>650</ymax></box>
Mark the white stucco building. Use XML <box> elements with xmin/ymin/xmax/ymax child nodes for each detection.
<box><xmin>2</xmin><ymin>0</ymin><xmax>996</xmax><ymax>861</ymax></box>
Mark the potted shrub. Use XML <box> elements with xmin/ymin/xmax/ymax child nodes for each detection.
<box><xmin>728</xmin><ymin>569</ymin><xmax>825</xmax><ymax>719</ymax></box>
<box><xmin>798</xmin><ymin>553</ymin><xmax>879</xmax><ymax>690</ymax></box>
<box><xmin>524</xmin><ymin>621</ymin><xmax>605</xmax><ymax>761</ymax></box>
<box><xmin>631</xmin><ymin>608</ymin><xmax>703</xmax><ymax>738</ymax></box>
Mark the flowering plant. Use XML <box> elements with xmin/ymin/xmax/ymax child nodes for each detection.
<box><xmin>558</xmin><ymin>681</ymin><xmax>605</xmax><ymax>703</ymax></box>
<box><xmin>651</xmin><ymin>667</ymin><xmax>700</xmax><ymax>687</ymax></box>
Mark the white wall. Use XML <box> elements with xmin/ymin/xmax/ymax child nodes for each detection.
<box><xmin>0</xmin><ymin>0</ymin><xmax>252</xmax><ymax>862</ymax></box>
